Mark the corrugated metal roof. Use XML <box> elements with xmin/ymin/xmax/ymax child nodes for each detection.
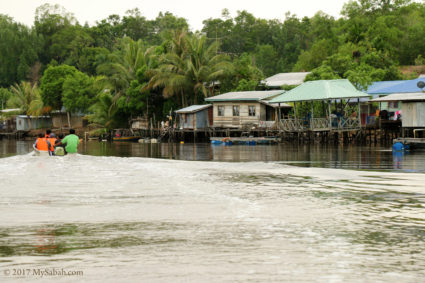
<box><xmin>205</xmin><ymin>90</ymin><xmax>284</xmax><ymax>102</ymax></box>
<box><xmin>260</xmin><ymin>101</ymin><xmax>292</xmax><ymax>108</ymax></box>
<box><xmin>270</xmin><ymin>79</ymin><xmax>369</xmax><ymax>103</ymax></box>
<box><xmin>175</xmin><ymin>104</ymin><xmax>212</xmax><ymax>113</ymax></box>
<box><xmin>17</xmin><ymin>115</ymin><xmax>51</xmax><ymax>118</ymax></box>
<box><xmin>0</xmin><ymin>108</ymin><xmax>21</xmax><ymax>113</ymax></box>
<box><xmin>366</xmin><ymin>80</ymin><xmax>405</xmax><ymax>93</ymax></box>
<box><xmin>261</xmin><ymin>72</ymin><xmax>311</xmax><ymax>87</ymax></box>
<box><xmin>367</xmin><ymin>78</ymin><xmax>425</xmax><ymax>94</ymax></box>
<box><xmin>371</xmin><ymin>92</ymin><xmax>425</xmax><ymax>102</ymax></box>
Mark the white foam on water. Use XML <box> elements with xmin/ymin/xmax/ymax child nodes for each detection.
<box><xmin>0</xmin><ymin>154</ymin><xmax>424</xmax><ymax>282</ymax></box>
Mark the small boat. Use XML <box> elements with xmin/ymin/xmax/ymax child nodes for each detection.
<box><xmin>33</xmin><ymin>144</ymin><xmax>67</xmax><ymax>156</ymax></box>
<box><xmin>112</xmin><ymin>136</ymin><xmax>142</xmax><ymax>142</ymax></box>
<box><xmin>32</xmin><ymin>144</ymin><xmax>50</xmax><ymax>156</ymax></box>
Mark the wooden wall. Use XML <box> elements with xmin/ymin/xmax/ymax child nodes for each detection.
<box><xmin>212</xmin><ymin>102</ymin><xmax>265</xmax><ymax>128</ymax></box>
<box><xmin>402</xmin><ymin>102</ymin><xmax>425</xmax><ymax>127</ymax></box>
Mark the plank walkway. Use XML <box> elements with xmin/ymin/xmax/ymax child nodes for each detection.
<box><xmin>210</xmin><ymin>136</ymin><xmax>280</xmax><ymax>144</ymax></box>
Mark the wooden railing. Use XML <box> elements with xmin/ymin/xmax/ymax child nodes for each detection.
<box><xmin>279</xmin><ymin>119</ymin><xmax>304</xmax><ymax>132</ymax></box>
<box><xmin>311</xmin><ymin>118</ymin><xmax>330</xmax><ymax>130</ymax></box>
<box><xmin>258</xmin><ymin>121</ymin><xmax>276</xmax><ymax>129</ymax></box>
<box><xmin>337</xmin><ymin>117</ymin><xmax>360</xmax><ymax>129</ymax></box>
<box><xmin>279</xmin><ymin>117</ymin><xmax>361</xmax><ymax>132</ymax></box>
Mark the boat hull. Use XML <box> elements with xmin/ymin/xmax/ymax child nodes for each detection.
<box><xmin>112</xmin><ymin>136</ymin><xmax>142</xmax><ymax>142</ymax></box>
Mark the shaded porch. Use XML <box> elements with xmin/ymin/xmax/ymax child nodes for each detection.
<box><xmin>270</xmin><ymin>80</ymin><xmax>370</xmax><ymax>132</ymax></box>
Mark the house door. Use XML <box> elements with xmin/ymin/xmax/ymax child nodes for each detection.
<box><xmin>208</xmin><ymin>108</ymin><xmax>213</xmax><ymax>126</ymax></box>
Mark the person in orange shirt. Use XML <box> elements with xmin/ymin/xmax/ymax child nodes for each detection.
<box><xmin>34</xmin><ymin>129</ymin><xmax>57</xmax><ymax>156</ymax></box>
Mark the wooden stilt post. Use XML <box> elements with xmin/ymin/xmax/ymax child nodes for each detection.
<box><xmin>357</xmin><ymin>98</ymin><xmax>361</xmax><ymax>127</ymax></box>
<box><xmin>278</xmin><ymin>103</ymin><xmax>281</xmax><ymax>122</ymax></box>
<box><xmin>311</xmin><ymin>101</ymin><xmax>314</xmax><ymax>131</ymax></box>
<box><xmin>328</xmin><ymin>100</ymin><xmax>332</xmax><ymax>130</ymax></box>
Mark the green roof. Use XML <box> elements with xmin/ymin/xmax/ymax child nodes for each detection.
<box><xmin>270</xmin><ymin>79</ymin><xmax>369</xmax><ymax>103</ymax></box>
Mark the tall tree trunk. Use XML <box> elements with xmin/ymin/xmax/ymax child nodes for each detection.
<box><xmin>194</xmin><ymin>91</ymin><xmax>198</xmax><ymax>105</ymax></box>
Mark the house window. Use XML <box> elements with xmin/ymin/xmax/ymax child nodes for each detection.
<box><xmin>248</xmin><ymin>105</ymin><xmax>256</xmax><ymax>116</ymax></box>
<box><xmin>389</xmin><ymin>102</ymin><xmax>399</xmax><ymax>108</ymax></box>
<box><xmin>217</xmin><ymin>106</ymin><xmax>224</xmax><ymax>116</ymax></box>
<box><xmin>233</xmin><ymin>105</ymin><xmax>240</xmax><ymax>116</ymax></box>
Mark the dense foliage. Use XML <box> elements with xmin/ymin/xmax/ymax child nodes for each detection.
<box><xmin>1</xmin><ymin>0</ymin><xmax>425</xmax><ymax>130</ymax></box>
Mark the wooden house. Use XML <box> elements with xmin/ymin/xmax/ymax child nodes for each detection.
<box><xmin>50</xmin><ymin>111</ymin><xmax>86</xmax><ymax>129</ymax></box>
<box><xmin>175</xmin><ymin>105</ymin><xmax>212</xmax><ymax>130</ymax></box>
<box><xmin>130</xmin><ymin>117</ymin><xmax>149</xmax><ymax>130</ymax></box>
<box><xmin>16</xmin><ymin>115</ymin><xmax>52</xmax><ymax>131</ymax></box>
<box><xmin>204</xmin><ymin>90</ymin><xmax>291</xmax><ymax>128</ymax></box>
<box><xmin>367</xmin><ymin>78</ymin><xmax>425</xmax><ymax>120</ymax></box>
<box><xmin>0</xmin><ymin>109</ymin><xmax>20</xmax><ymax>132</ymax></box>
<box><xmin>372</xmin><ymin>92</ymin><xmax>425</xmax><ymax>128</ymax></box>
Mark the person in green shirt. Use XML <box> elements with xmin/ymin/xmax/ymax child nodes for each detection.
<box><xmin>56</xmin><ymin>129</ymin><xmax>80</xmax><ymax>154</ymax></box>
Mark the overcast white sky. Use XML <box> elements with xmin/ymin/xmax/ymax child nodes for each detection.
<box><xmin>1</xmin><ymin>0</ymin><xmax>346</xmax><ymax>31</ymax></box>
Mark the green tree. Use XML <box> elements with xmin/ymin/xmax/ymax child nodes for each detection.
<box><xmin>254</xmin><ymin>45</ymin><xmax>278</xmax><ymax>77</ymax></box>
<box><xmin>234</xmin><ymin>79</ymin><xmax>258</xmax><ymax>91</ymax></box>
<box><xmin>116</xmin><ymin>78</ymin><xmax>149</xmax><ymax>117</ymax></box>
<box><xmin>0</xmin><ymin>15</ymin><xmax>41</xmax><ymax>87</ymax></box>
<box><xmin>87</xmin><ymin>90</ymin><xmax>118</xmax><ymax>133</ymax></box>
<box><xmin>344</xmin><ymin>63</ymin><xmax>385</xmax><ymax>89</ymax></box>
<box><xmin>89</xmin><ymin>14</ymin><xmax>124</xmax><ymax>50</ymax></box>
<box><xmin>293</xmin><ymin>39</ymin><xmax>336</xmax><ymax>71</ymax></box>
<box><xmin>34</xmin><ymin>3</ymin><xmax>76</xmax><ymax>65</ymax></box>
<box><xmin>202</xmin><ymin>9</ymin><xmax>235</xmax><ymax>54</ymax></box>
<box><xmin>154</xmin><ymin>12</ymin><xmax>189</xmax><ymax>43</ymax></box>
<box><xmin>220</xmin><ymin>53</ymin><xmax>263</xmax><ymax>92</ymax></box>
<box><xmin>62</xmin><ymin>71</ymin><xmax>96</xmax><ymax>113</ymax></box>
<box><xmin>40</xmin><ymin>64</ymin><xmax>78</xmax><ymax>110</ymax></box>
<box><xmin>305</xmin><ymin>65</ymin><xmax>341</xmax><ymax>81</ymax></box>
<box><xmin>0</xmin><ymin>88</ymin><xmax>12</xmax><ymax>110</ymax></box>
<box><xmin>121</xmin><ymin>8</ymin><xmax>151</xmax><ymax>41</ymax></box>
<box><xmin>76</xmin><ymin>47</ymin><xmax>110</xmax><ymax>76</ymax></box>
<box><xmin>50</xmin><ymin>25</ymin><xmax>94</xmax><ymax>66</ymax></box>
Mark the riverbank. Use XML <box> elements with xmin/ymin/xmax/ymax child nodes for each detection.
<box><xmin>0</xmin><ymin>124</ymin><xmax>402</xmax><ymax>146</ymax></box>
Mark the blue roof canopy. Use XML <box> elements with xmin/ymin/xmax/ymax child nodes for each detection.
<box><xmin>367</xmin><ymin>78</ymin><xmax>425</xmax><ymax>94</ymax></box>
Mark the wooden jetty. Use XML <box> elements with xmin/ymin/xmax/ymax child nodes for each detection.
<box><xmin>210</xmin><ymin>136</ymin><xmax>280</xmax><ymax>145</ymax></box>
<box><xmin>116</xmin><ymin>120</ymin><xmax>401</xmax><ymax>145</ymax></box>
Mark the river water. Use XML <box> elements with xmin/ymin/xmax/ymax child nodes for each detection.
<box><xmin>0</xmin><ymin>140</ymin><xmax>424</xmax><ymax>282</ymax></box>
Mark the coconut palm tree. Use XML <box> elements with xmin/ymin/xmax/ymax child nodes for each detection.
<box><xmin>7</xmin><ymin>81</ymin><xmax>45</xmax><ymax>116</ymax></box>
<box><xmin>7</xmin><ymin>81</ymin><xmax>45</xmax><ymax>130</ymax></box>
<box><xmin>97</xmin><ymin>37</ymin><xmax>156</xmax><ymax>104</ymax></box>
<box><xmin>86</xmin><ymin>89</ymin><xmax>117</xmax><ymax>134</ymax></box>
<box><xmin>149</xmin><ymin>30</ymin><xmax>233</xmax><ymax>107</ymax></box>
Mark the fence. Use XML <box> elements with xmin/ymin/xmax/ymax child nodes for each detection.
<box><xmin>279</xmin><ymin>117</ymin><xmax>361</xmax><ymax>132</ymax></box>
